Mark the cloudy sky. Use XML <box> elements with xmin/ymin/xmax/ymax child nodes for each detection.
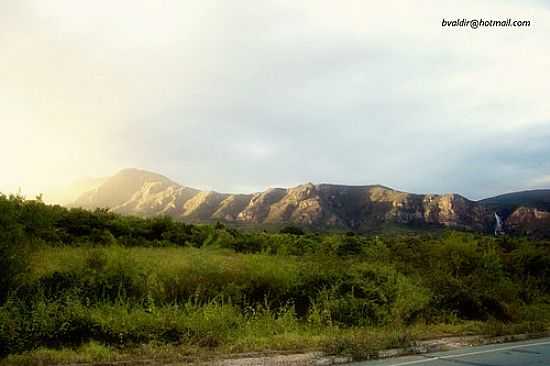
<box><xmin>1</xmin><ymin>0</ymin><xmax>549</xmax><ymax>201</ymax></box>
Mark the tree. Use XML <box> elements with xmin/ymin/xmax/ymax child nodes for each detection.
<box><xmin>280</xmin><ymin>226</ymin><xmax>305</xmax><ymax>235</ymax></box>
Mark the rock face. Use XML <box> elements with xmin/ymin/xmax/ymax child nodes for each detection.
<box><xmin>74</xmin><ymin>169</ymin><xmax>200</xmax><ymax>217</ymax></box>
<box><xmin>505</xmin><ymin>207</ymin><xmax>550</xmax><ymax>236</ymax></box>
<box><xmin>478</xmin><ymin>189</ymin><xmax>550</xmax><ymax>236</ymax></box>
<box><xmin>72</xmin><ymin>168</ymin><xmax>507</xmax><ymax>231</ymax></box>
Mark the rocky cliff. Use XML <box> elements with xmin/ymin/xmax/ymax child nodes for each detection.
<box><xmin>73</xmin><ymin>168</ymin><xmax>515</xmax><ymax>232</ymax></box>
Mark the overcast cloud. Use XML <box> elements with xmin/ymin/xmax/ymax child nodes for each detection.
<box><xmin>0</xmin><ymin>0</ymin><xmax>549</xmax><ymax>200</ymax></box>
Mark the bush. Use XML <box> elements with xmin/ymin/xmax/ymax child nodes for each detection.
<box><xmin>311</xmin><ymin>263</ymin><xmax>430</xmax><ymax>326</ymax></box>
<box><xmin>426</xmin><ymin>234</ymin><xmax>519</xmax><ymax>320</ymax></box>
<box><xmin>280</xmin><ymin>226</ymin><xmax>305</xmax><ymax>235</ymax></box>
<box><xmin>0</xmin><ymin>195</ymin><xmax>29</xmax><ymax>302</ymax></box>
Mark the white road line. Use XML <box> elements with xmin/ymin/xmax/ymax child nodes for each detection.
<box><xmin>382</xmin><ymin>340</ymin><xmax>550</xmax><ymax>366</ymax></box>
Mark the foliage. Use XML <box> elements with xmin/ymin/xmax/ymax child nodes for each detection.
<box><xmin>1</xmin><ymin>194</ymin><xmax>550</xmax><ymax>359</ymax></box>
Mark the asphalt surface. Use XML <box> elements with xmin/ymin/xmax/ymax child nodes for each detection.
<box><xmin>352</xmin><ymin>337</ymin><xmax>550</xmax><ymax>366</ymax></box>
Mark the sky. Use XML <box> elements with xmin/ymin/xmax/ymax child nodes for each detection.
<box><xmin>0</xmin><ymin>0</ymin><xmax>549</xmax><ymax>201</ymax></box>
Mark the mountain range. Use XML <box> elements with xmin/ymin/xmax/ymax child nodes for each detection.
<box><xmin>70</xmin><ymin>168</ymin><xmax>550</xmax><ymax>235</ymax></box>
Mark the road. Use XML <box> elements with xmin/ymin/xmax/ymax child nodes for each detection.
<box><xmin>352</xmin><ymin>337</ymin><xmax>550</xmax><ymax>366</ymax></box>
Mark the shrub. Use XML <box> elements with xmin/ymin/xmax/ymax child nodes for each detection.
<box><xmin>311</xmin><ymin>263</ymin><xmax>430</xmax><ymax>326</ymax></box>
<box><xmin>280</xmin><ymin>226</ymin><xmax>305</xmax><ymax>235</ymax></box>
<box><xmin>0</xmin><ymin>195</ymin><xmax>29</xmax><ymax>302</ymax></box>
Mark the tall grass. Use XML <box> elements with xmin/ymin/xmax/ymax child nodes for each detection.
<box><xmin>27</xmin><ymin>245</ymin><xmax>303</xmax><ymax>307</ymax></box>
<box><xmin>2</xmin><ymin>245</ymin><xmax>436</xmax><ymax>357</ymax></box>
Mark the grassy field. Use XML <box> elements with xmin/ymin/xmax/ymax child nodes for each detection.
<box><xmin>1</xmin><ymin>194</ymin><xmax>550</xmax><ymax>365</ymax></box>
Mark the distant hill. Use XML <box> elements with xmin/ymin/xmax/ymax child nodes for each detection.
<box><xmin>73</xmin><ymin>169</ymin><xmax>198</xmax><ymax>215</ymax></box>
<box><xmin>477</xmin><ymin>190</ymin><xmax>550</xmax><ymax>237</ymax></box>
<box><xmin>68</xmin><ymin>168</ymin><xmax>550</xmax><ymax>234</ymax></box>
<box><xmin>71</xmin><ymin>168</ymin><xmax>494</xmax><ymax>232</ymax></box>
<box><xmin>478</xmin><ymin>190</ymin><xmax>550</xmax><ymax>214</ymax></box>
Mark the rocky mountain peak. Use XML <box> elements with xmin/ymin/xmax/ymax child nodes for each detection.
<box><xmin>70</xmin><ymin>168</ymin><xmax>550</xmax><ymax>233</ymax></box>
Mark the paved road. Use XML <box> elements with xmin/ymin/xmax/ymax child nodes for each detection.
<box><xmin>352</xmin><ymin>337</ymin><xmax>550</xmax><ymax>366</ymax></box>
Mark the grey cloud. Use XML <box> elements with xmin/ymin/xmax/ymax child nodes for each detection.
<box><xmin>2</xmin><ymin>1</ymin><xmax>549</xmax><ymax>198</ymax></box>
<box><xmin>419</xmin><ymin>123</ymin><xmax>550</xmax><ymax>199</ymax></box>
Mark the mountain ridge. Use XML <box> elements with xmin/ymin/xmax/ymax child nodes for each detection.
<box><xmin>71</xmin><ymin>168</ymin><xmax>550</xmax><ymax>234</ymax></box>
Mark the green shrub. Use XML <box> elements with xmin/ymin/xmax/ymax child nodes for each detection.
<box><xmin>0</xmin><ymin>195</ymin><xmax>29</xmax><ymax>302</ymax></box>
<box><xmin>311</xmin><ymin>263</ymin><xmax>430</xmax><ymax>326</ymax></box>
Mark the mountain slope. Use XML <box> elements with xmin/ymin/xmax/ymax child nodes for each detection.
<box><xmin>478</xmin><ymin>189</ymin><xmax>550</xmax><ymax>213</ymax></box>
<box><xmin>73</xmin><ymin>169</ymin><xmax>180</xmax><ymax>210</ymax></box>
<box><xmin>476</xmin><ymin>190</ymin><xmax>550</xmax><ymax>236</ymax></box>
<box><xmin>71</xmin><ymin>168</ymin><xmax>502</xmax><ymax>231</ymax></box>
<box><xmin>505</xmin><ymin>206</ymin><xmax>550</xmax><ymax>236</ymax></box>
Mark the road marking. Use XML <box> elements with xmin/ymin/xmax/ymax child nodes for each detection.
<box><xmin>382</xmin><ymin>340</ymin><xmax>550</xmax><ymax>366</ymax></box>
<box><xmin>508</xmin><ymin>348</ymin><xmax>541</xmax><ymax>354</ymax></box>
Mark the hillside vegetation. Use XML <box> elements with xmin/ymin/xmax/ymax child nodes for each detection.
<box><xmin>1</xmin><ymin>193</ymin><xmax>550</xmax><ymax>364</ymax></box>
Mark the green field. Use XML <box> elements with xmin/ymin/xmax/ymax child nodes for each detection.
<box><xmin>1</xmin><ymin>194</ymin><xmax>550</xmax><ymax>365</ymax></box>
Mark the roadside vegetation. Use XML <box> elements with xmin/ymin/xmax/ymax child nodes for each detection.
<box><xmin>1</xmin><ymin>193</ymin><xmax>550</xmax><ymax>364</ymax></box>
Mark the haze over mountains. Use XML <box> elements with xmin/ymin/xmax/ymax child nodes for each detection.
<box><xmin>67</xmin><ymin>169</ymin><xmax>550</xmax><ymax>235</ymax></box>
